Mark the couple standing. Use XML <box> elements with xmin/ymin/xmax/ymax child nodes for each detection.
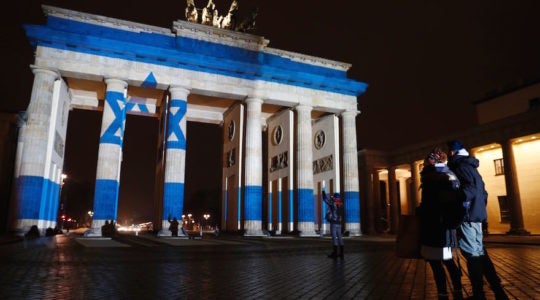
<box><xmin>418</xmin><ymin>140</ymin><xmax>509</xmax><ymax>299</ymax></box>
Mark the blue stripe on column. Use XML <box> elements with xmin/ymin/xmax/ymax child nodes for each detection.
<box><xmin>93</xmin><ymin>179</ymin><xmax>120</xmax><ymax>220</ymax></box>
<box><xmin>322</xmin><ymin>201</ymin><xmax>327</xmax><ymax>224</ymax></box>
<box><xmin>43</xmin><ymin>180</ymin><xmax>58</xmax><ymax>222</ymax></box>
<box><xmin>289</xmin><ymin>189</ymin><xmax>294</xmax><ymax>224</ymax></box>
<box><xmin>244</xmin><ymin>185</ymin><xmax>262</xmax><ymax>221</ymax></box>
<box><xmin>39</xmin><ymin>179</ymin><xmax>50</xmax><ymax>221</ymax></box>
<box><xmin>313</xmin><ymin>194</ymin><xmax>318</xmax><ymax>223</ymax></box>
<box><xmin>50</xmin><ymin>183</ymin><xmax>60</xmax><ymax>222</ymax></box>
<box><xmin>344</xmin><ymin>191</ymin><xmax>360</xmax><ymax>223</ymax></box>
<box><xmin>162</xmin><ymin>182</ymin><xmax>184</xmax><ymax>219</ymax></box>
<box><xmin>17</xmin><ymin>176</ymin><xmax>45</xmax><ymax>219</ymax></box>
<box><xmin>297</xmin><ymin>188</ymin><xmax>314</xmax><ymax>222</ymax></box>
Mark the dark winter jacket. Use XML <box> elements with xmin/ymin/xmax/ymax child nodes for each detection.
<box><xmin>447</xmin><ymin>155</ymin><xmax>488</xmax><ymax>223</ymax></box>
<box><xmin>322</xmin><ymin>190</ymin><xmax>342</xmax><ymax>224</ymax></box>
<box><xmin>417</xmin><ymin>163</ymin><xmax>460</xmax><ymax>248</ymax></box>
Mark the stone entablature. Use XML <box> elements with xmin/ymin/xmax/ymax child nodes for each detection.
<box><xmin>28</xmin><ymin>5</ymin><xmax>367</xmax><ymax>104</ymax></box>
<box><xmin>43</xmin><ymin>5</ymin><xmax>173</xmax><ymax>35</ymax></box>
<box><xmin>264</xmin><ymin>48</ymin><xmax>351</xmax><ymax>72</ymax></box>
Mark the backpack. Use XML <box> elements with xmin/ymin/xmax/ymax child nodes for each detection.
<box><xmin>325</xmin><ymin>201</ymin><xmax>343</xmax><ymax>223</ymax></box>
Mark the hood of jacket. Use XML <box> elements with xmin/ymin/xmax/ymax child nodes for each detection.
<box><xmin>449</xmin><ymin>154</ymin><xmax>479</xmax><ymax>169</ymax></box>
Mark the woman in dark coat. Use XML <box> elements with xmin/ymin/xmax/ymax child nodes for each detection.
<box><xmin>417</xmin><ymin>148</ymin><xmax>463</xmax><ymax>299</ymax></box>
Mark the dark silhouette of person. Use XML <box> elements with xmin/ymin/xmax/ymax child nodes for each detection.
<box><xmin>102</xmin><ymin>220</ymin><xmax>111</xmax><ymax>237</ymax></box>
<box><xmin>25</xmin><ymin>225</ymin><xmax>40</xmax><ymax>238</ymax></box>
<box><xmin>168</xmin><ymin>215</ymin><xmax>179</xmax><ymax>237</ymax></box>
<box><xmin>417</xmin><ymin>148</ymin><xmax>463</xmax><ymax>299</ymax></box>
<box><xmin>447</xmin><ymin>140</ymin><xmax>508</xmax><ymax>300</ymax></box>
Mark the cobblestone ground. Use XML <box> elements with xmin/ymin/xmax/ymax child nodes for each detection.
<box><xmin>0</xmin><ymin>233</ymin><xmax>538</xmax><ymax>300</ymax></box>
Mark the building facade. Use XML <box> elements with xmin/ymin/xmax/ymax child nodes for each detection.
<box><xmin>359</xmin><ymin>82</ymin><xmax>540</xmax><ymax>235</ymax></box>
<box><xmin>11</xmin><ymin>6</ymin><xmax>367</xmax><ymax>236</ymax></box>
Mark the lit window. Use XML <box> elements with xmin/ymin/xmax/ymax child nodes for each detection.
<box><xmin>497</xmin><ymin>196</ymin><xmax>511</xmax><ymax>224</ymax></box>
<box><xmin>494</xmin><ymin>158</ymin><xmax>504</xmax><ymax>176</ymax></box>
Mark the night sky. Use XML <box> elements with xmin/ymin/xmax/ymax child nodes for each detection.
<box><xmin>3</xmin><ymin>0</ymin><xmax>540</xmax><ymax>224</ymax></box>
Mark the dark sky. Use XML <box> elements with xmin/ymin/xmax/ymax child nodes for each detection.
<box><xmin>3</xmin><ymin>0</ymin><xmax>540</xmax><ymax>223</ymax></box>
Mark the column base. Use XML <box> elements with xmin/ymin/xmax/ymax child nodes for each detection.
<box><xmin>84</xmin><ymin>227</ymin><xmax>102</xmax><ymax>237</ymax></box>
<box><xmin>506</xmin><ymin>228</ymin><xmax>531</xmax><ymax>236</ymax></box>
<box><xmin>299</xmin><ymin>231</ymin><xmax>319</xmax><ymax>237</ymax></box>
<box><xmin>244</xmin><ymin>229</ymin><xmax>266</xmax><ymax>236</ymax></box>
<box><xmin>346</xmin><ymin>222</ymin><xmax>362</xmax><ymax>237</ymax></box>
<box><xmin>297</xmin><ymin>221</ymin><xmax>318</xmax><ymax>237</ymax></box>
<box><xmin>243</xmin><ymin>220</ymin><xmax>265</xmax><ymax>236</ymax></box>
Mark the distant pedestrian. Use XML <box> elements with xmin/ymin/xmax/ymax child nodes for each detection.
<box><xmin>101</xmin><ymin>220</ymin><xmax>111</xmax><ymax>237</ymax></box>
<box><xmin>322</xmin><ymin>181</ymin><xmax>344</xmax><ymax>259</ymax></box>
<box><xmin>417</xmin><ymin>148</ymin><xmax>463</xmax><ymax>299</ymax></box>
<box><xmin>447</xmin><ymin>140</ymin><xmax>508</xmax><ymax>300</ymax></box>
<box><xmin>168</xmin><ymin>215</ymin><xmax>179</xmax><ymax>237</ymax></box>
<box><xmin>25</xmin><ymin>225</ymin><xmax>40</xmax><ymax>239</ymax></box>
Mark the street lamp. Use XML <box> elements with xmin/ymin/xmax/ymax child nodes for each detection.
<box><xmin>87</xmin><ymin>211</ymin><xmax>94</xmax><ymax>228</ymax></box>
<box><xmin>203</xmin><ymin>214</ymin><xmax>210</xmax><ymax>230</ymax></box>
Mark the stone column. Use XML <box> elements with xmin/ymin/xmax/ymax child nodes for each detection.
<box><xmin>268</xmin><ymin>180</ymin><xmax>273</xmax><ymax>231</ymax></box>
<box><xmin>277</xmin><ymin>178</ymin><xmax>283</xmax><ymax>234</ymax></box>
<box><xmin>365</xmin><ymin>168</ymin><xmax>376</xmax><ymax>235</ymax></box>
<box><xmin>14</xmin><ymin>67</ymin><xmax>59</xmax><ymax>235</ymax></box>
<box><xmin>373</xmin><ymin>170</ymin><xmax>382</xmax><ymax>232</ymax></box>
<box><xmin>86</xmin><ymin>78</ymin><xmax>127</xmax><ymax>237</ymax></box>
<box><xmin>501</xmin><ymin>139</ymin><xmax>530</xmax><ymax>235</ymax></box>
<box><xmin>410</xmin><ymin>161</ymin><xmax>420</xmax><ymax>213</ymax></box>
<box><xmin>243</xmin><ymin>97</ymin><xmax>264</xmax><ymax>236</ymax></box>
<box><xmin>388</xmin><ymin>166</ymin><xmax>399</xmax><ymax>234</ymax></box>
<box><xmin>296</xmin><ymin>104</ymin><xmax>317</xmax><ymax>236</ymax></box>
<box><xmin>159</xmin><ymin>86</ymin><xmax>190</xmax><ymax>237</ymax></box>
<box><xmin>341</xmin><ymin>110</ymin><xmax>362</xmax><ymax>236</ymax></box>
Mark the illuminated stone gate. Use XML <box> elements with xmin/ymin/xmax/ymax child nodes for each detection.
<box><xmin>13</xmin><ymin>5</ymin><xmax>367</xmax><ymax>236</ymax></box>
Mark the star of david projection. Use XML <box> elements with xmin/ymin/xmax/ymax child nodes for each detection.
<box><xmin>101</xmin><ymin>91</ymin><xmax>126</xmax><ymax>145</ymax></box>
<box><xmin>167</xmin><ymin>99</ymin><xmax>187</xmax><ymax>150</ymax></box>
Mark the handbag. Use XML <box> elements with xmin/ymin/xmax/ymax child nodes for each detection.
<box><xmin>420</xmin><ymin>246</ymin><xmax>453</xmax><ymax>260</ymax></box>
<box><xmin>395</xmin><ymin>214</ymin><xmax>422</xmax><ymax>259</ymax></box>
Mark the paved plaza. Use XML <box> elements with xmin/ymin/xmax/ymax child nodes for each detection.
<box><xmin>0</xmin><ymin>232</ymin><xmax>539</xmax><ymax>300</ymax></box>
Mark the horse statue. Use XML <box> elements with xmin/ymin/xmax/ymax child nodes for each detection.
<box><xmin>221</xmin><ymin>0</ymin><xmax>239</xmax><ymax>30</ymax></box>
<box><xmin>185</xmin><ymin>0</ymin><xmax>198</xmax><ymax>23</ymax></box>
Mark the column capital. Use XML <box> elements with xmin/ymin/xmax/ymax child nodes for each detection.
<box><xmin>30</xmin><ymin>65</ymin><xmax>60</xmax><ymax>80</ymax></box>
<box><xmin>341</xmin><ymin>109</ymin><xmax>360</xmax><ymax>118</ymax></box>
<box><xmin>169</xmin><ymin>86</ymin><xmax>190</xmax><ymax>98</ymax></box>
<box><xmin>245</xmin><ymin>97</ymin><xmax>263</xmax><ymax>105</ymax></box>
<box><xmin>104</xmin><ymin>78</ymin><xmax>128</xmax><ymax>92</ymax></box>
<box><xmin>294</xmin><ymin>104</ymin><xmax>312</xmax><ymax>112</ymax></box>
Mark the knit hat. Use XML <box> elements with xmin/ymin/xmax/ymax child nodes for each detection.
<box><xmin>332</xmin><ymin>193</ymin><xmax>340</xmax><ymax>199</ymax></box>
<box><xmin>447</xmin><ymin>140</ymin><xmax>465</xmax><ymax>152</ymax></box>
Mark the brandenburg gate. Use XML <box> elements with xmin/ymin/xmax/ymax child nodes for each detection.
<box><xmin>12</xmin><ymin>5</ymin><xmax>367</xmax><ymax>237</ymax></box>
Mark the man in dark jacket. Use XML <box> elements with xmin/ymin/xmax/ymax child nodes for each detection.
<box><xmin>447</xmin><ymin>140</ymin><xmax>508</xmax><ymax>300</ymax></box>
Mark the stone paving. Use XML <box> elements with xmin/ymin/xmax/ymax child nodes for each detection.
<box><xmin>0</xmin><ymin>232</ymin><xmax>539</xmax><ymax>300</ymax></box>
